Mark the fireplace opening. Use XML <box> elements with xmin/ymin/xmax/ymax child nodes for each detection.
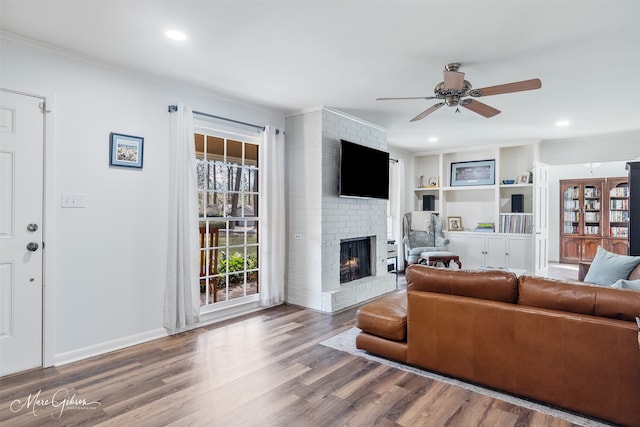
<box><xmin>340</xmin><ymin>237</ymin><xmax>372</xmax><ymax>283</ymax></box>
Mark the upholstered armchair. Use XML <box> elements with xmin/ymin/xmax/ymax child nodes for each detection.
<box><xmin>403</xmin><ymin>211</ymin><xmax>450</xmax><ymax>266</ymax></box>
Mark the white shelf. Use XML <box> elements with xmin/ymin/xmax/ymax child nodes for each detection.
<box><xmin>442</xmin><ymin>185</ymin><xmax>496</xmax><ymax>191</ymax></box>
<box><xmin>500</xmin><ymin>183</ymin><xmax>533</xmax><ymax>189</ymax></box>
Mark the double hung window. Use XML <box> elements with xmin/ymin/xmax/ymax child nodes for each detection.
<box><xmin>196</xmin><ymin>130</ymin><xmax>260</xmax><ymax>306</ymax></box>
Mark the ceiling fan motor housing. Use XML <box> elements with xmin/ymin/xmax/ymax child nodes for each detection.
<box><xmin>434</xmin><ymin>80</ymin><xmax>472</xmax><ymax>106</ymax></box>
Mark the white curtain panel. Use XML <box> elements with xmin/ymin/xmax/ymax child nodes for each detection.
<box><xmin>258</xmin><ymin>125</ymin><xmax>285</xmax><ymax>306</ymax></box>
<box><xmin>164</xmin><ymin>103</ymin><xmax>200</xmax><ymax>331</ymax></box>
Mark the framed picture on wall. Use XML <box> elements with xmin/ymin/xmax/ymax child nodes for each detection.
<box><xmin>450</xmin><ymin>159</ymin><xmax>495</xmax><ymax>186</ymax></box>
<box><xmin>110</xmin><ymin>132</ymin><xmax>144</xmax><ymax>168</ymax></box>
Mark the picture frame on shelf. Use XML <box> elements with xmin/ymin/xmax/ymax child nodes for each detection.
<box><xmin>450</xmin><ymin>159</ymin><xmax>495</xmax><ymax>187</ymax></box>
<box><xmin>518</xmin><ymin>173</ymin><xmax>530</xmax><ymax>184</ymax></box>
<box><xmin>448</xmin><ymin>216</ymin><xmax>463</xmax><ymax>231</ymax></box>
<box><xmin>110</xmin><ymin>132</ymin><xmax>144</xmax><ymax>168</ymax></box>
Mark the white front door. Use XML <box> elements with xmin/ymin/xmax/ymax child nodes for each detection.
<box><xmin>0</xmin><ymin>90</ymin><xmax>44</xmax><ymax>376</ymax></box>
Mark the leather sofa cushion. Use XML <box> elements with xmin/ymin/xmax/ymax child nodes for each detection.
<box><xmin>356</xmin><ymin>291</ymin><xmax>407</xmax><ymax>341</ymax></box>
<box><xmin>518</xmin><ymin>276</ymin><xmax>596</xmax><ymax>315</ymax></box>
<box><xmin>593</xmin><ymin>285</ymin><xmax>640</xmax><ymax>321</ymax></box>
<box><xmin>519</xmin><ymin>275</ymin><xmax>640</xmax><ymax>322</ymax></box>
<box><xmin>405</xmin><ymin>265</ymin><xmax>517</xmax><ymax>303</ymax></box>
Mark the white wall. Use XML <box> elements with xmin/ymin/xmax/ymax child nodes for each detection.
<box><xmin>539</xmin><ymin>131</ymin><xmax>640</xmax><ymax>165</ymax></box>
<box><xmin>1</xmin><ymin>37</ymin><xmax>284</xmax><ymax>364</ymax></box>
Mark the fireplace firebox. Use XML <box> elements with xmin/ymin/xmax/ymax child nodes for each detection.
<box><xmin>340</xmin><ymin>237</ymin><xmax>372</xmax><ymax>283</ymax></box>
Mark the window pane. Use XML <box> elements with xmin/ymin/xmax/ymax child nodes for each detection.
<box><xmin>207</xmin><ymin>136</ymin><xmax>224</xmax><ymax>159</ymax></box>
<box><xmin>196</xmin><ymin>159</ymin><xmax>206</xmax><ymax>190</ymax></box>
<box><xmin>227</xmin><ymin>139</ymin><xmax>243</xmax><ymax>166</ymax></box>
<box><xmin>205</xmin><ymin>192</ymin><xmax>224</xmax><ymax>217</ymax></box>
<box><xmin>246</xmin><ymin>143</ymin><xmax>258</xmax><ymax>165</ymax></box>
<box><xmin>195</xmin><ymin>134</ymin><xmax>205</xmax><ymax>158</ymax></box>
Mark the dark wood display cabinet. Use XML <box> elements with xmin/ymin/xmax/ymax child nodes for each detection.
<box><xmin>559</xmin><ymin>177</ymin><xmax>629</xmax><ymax>263</ymax></box>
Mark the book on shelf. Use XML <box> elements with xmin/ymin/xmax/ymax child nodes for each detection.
<box><xmin>610</xmin><ymin>199</ymin><xmax>628</xmax><ymax>210</ymax></box>
<box><xmin>610</xmin><ymin>226</ymin><xmax>628</xmax><ymax>237</ymax></box>
<box><xmin>474</xmin><ymin>222</ymin><xmax>495</xmax><ymax>233</ymax></box>
<box><xmin>584</xmin><ymin>212</ymin><xmax>600</xmax><ymax>222</ymax></box>
<box><xmin>610</xmin><ymin>187</ymin><xmax>629</xmax><ymax>197</ymax></box>
<box><xmin>499</xmin><ymin>214</ymin><xmax>533</xmax><ymax>234</ymax></box>
<box><xmin>584</xmin><ymin>188</ymin><xmax>600</xmax><ymax>198</ymax></box>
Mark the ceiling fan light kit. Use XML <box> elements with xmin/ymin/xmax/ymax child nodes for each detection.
<box><xmin>377</xmin><ymin>63</ymin><xmax>542</xmax><ymax>121</ymax></box>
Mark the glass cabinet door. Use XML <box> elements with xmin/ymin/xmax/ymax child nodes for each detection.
<box><xmin>609</xmin><ymin>182</ymin><xmax>629</xmax><ymax>238</ymax></box>
<box><xmin>562</xmin><ymin>185</ymin><xmax>580</xmax><ymax>235</ymax></box>
<box><xmin>582</xmin><ymin>185</ymin><xmax>601</xmax><ymax>235</ymax></box>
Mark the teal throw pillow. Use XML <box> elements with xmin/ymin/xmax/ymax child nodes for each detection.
<box><xmin>610</xmin><ymin>279</ymin><xmax>640</xmax><ymax>291</ymax></box>
<box><xmin>584</xmin><ymin>246</ymin><xmax>640</xmax><ymax>286</ymax></box>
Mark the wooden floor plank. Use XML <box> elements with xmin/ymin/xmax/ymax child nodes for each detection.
<box><xmin>0</xmin><ymin>299</ymin><xmax>592</xmax><ymax>427</ymax></box>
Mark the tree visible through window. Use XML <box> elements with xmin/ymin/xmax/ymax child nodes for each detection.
<box><xmin>196</xmin><ymin>132</ymin><xmax>259</xmax><ymax>306</ymax></box>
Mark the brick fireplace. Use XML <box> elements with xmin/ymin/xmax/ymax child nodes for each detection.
<box><xmin>285</xmin><ymin>107</ymin><xmax>396</xmax><ymax>313</ymax></box>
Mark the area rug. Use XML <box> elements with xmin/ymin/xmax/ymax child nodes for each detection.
<box><xmin>320</xmin><ymin>328</ymin><xmax>612</xmax><ymax>427</ymax></box>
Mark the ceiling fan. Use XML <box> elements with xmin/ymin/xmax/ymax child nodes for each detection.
<box><xmin>377</xmin><ymin>63</ymin><xmax>542</xmax><ymax>122</ymax></box>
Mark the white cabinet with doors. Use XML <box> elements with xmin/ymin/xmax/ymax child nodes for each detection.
<box><xmin>446</xmin><ymin>232</ymin><xmax>533</xmax><ymax>272</ymax></box>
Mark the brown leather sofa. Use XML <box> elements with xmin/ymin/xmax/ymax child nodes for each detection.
<box><xmin>356</xmin><ymin>265</ymin><xmax>640</xmax><ymax>426</ymax></box>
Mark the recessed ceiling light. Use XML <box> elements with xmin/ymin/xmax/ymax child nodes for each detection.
<box><xmin>555</xmin><ymin>120</ymin><xmax>570</xmax><ymax>127</ymax></box>
<box><xmin>428</xmin><ymin>137</ymin><xmax>438</xmax><ymax>142</ymax></box>
<box><xmin>166</xmin><ymin>30</ymin><xmax>187</xmax><ymax>41</ymax></box>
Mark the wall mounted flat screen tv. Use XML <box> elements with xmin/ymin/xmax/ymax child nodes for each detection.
<box><xmin>339</xmin><ymin>139</ymin><xmax>389</xmax><ymax>200</ymax></box>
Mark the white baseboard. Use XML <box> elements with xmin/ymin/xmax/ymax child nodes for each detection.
<box><xmin>54</xmin><ymin>328</ymin><xmax>168</xmax><ymax>366</ymax></box>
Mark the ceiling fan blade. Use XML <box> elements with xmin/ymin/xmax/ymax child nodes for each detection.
<box><xmin>461</xmin><ymin>99</ymin><xmax>501</xmax><ymax>118</ymax></box>
<box><xmin>410</xmin><ymin>103</ymin><xmax>445</xmax><ymax>122</ymax></box>
<box><xmin>444</xmin><ymin>70</ymin><xmax>465</xmax><ymax>90</ymax></box>
<box><xmin>471</xmin><ymin>78</ymin><xmax>542</xmax><ymax>97</ymax></box>
<box><xmin>376</xmin><ymin>96</ymin><xmax>437</xmax><ymax>101</ymax></box>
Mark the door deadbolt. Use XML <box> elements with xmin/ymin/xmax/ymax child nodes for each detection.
<box><xmin>27</xmin><ymin>223</ymin><xmax>38</xmax><ymax>232</ymax></box>
<box><xmin>26</xmin><ymin>242</ymin><xmax>39</xmax><ymax>252</ymax></box>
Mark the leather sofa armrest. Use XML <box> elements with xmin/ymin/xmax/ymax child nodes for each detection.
<box><xmin>578</xmin><ymin>262</ymin><xmax>592</xmax><ymax>281</ymax></box>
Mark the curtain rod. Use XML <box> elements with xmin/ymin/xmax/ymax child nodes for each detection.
<box><xmin>168</xmin><ymin>104</ymin><xmax>268</xmax><ymax>132</ymax></box>
<box><xmin>390</xmin><ymin>158</ymin><xmax>398</xmax><ymax>163</ymax></box>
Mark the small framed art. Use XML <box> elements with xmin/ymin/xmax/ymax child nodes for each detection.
<box><xmin>110</xmin><ymin>132</ymin><xmax>144</xmax><ymax>168</ymax></box>
<box><xmin>518</xmin><ymin>173</ymin><xmax>530</xmax><ymax>184</ymax></box>
<box><xmin>448</xmin><ymin>216</ymin><xmax>463</xmax><ymax>231</ymax></box>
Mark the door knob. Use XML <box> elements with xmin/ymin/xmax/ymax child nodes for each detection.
<box><xmin>26</xmin><ymin>242</ymin><xmax>39</xmax><ymax>252</ymax></box>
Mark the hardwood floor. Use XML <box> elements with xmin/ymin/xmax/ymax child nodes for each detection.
<box><xmin>2</xmin><ymin>293</ymin><xmax>586</xmax><ymax>426</ymax></box>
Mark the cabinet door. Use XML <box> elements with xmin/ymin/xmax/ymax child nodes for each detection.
<box><xmin>560</xmin><ymin>237</ymin><xmax>581</xmax><ymax>263</ymax></box>
<box><xmin>506</xmin><ymin>236</ymin><xmax>533</xmax><ymax>272</ymax></box>
<box><xmin>582</xmin><ymin>183</ymin><xmax>603</xmax><ymax>237</ymax></box>
<box><xmin>606</xmin><ymin>238</ymin><xmax>629</xmax><ymax>256</ymax></box>
<box><xmin>606</xmin><ymin>178</ymin><xmax>629</xmax><ymax>239</ymax></box>
<box><xmin>447</xmin><ymin>234</ymin><xmax>466</xmax><ymax>261</ymax></box>
<box><xmin>465</xmin><ymin>235</ymin><xmax>487</xmax><ymax>267</ymax></box>
<box><xmin>561</xmin><ymin>183</ymin><xmax>580</xmax><ymax>236</ymax></box>
<box><xmin>486</xmin><ymin>236</ymin><xmax>507</xmax><ymax>267</ymax></box>
<box><xmin>581</xmin><ymin>238</ymin><xmax>603</xmax><ymax>261</ymax></box>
